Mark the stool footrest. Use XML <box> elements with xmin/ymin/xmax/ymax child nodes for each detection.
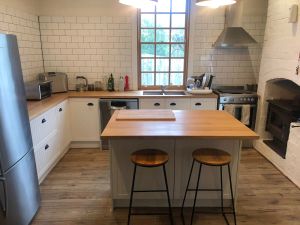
<box><xmin>133</xmin><ymin>189</ymin><xmax>167</xmax><ymax>193</ymax></box>
<box><xmin>131</xmin><ymin>212</ymin><xmax>171</xmax><ymax>216</ymax></box>
<box><xmin>187</xmin><ymin>188</ymin><xmax>222</xmax><ymax>192</ymax></box>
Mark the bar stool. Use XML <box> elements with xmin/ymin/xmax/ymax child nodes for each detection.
<box><xmin>127</xmin><ymin>149</ymin><xmax>173</xmax><ymax>225</ymax></box>
<box><xmin>181</xmin><ymin>148</ymin><xmax>237</xmax><ymax>225</ymax></box>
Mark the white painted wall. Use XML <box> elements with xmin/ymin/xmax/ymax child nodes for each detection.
<box><xmin>0</xmin><ymin>0</ymin><xmax>39</xmax><ymax>14</ymax></box>
<box><xmin>255</xmin><ymin>0</ymin><xmax>300</xmax><ymax>188</ymax></box>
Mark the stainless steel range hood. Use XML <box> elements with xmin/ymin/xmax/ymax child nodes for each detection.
<box><xmin>213</xmin><ymin>0</ymin><xmax>257</xmax><ymax>48</ymax></box>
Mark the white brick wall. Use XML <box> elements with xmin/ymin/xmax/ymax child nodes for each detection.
<box><xmin>190</xmin><ymin>6</ymin><xmax>267</xmax><ymax>86</ymax></box>
<box><xmin>39</xmin><ymin>16</ymin><xmax>133</xmax><ymax>90</ymax></box>
<box><xmin>254</xmin><ymin>0</ymin><xmax>300</xmax><ymax>188</ymax></box>
<box><xmin>0</xmin><ymin>4</ymin><xmax>43</xmax><ymax>82</ymax></box>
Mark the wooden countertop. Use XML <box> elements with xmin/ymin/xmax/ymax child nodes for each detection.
<box><xmin>27</xmin><ymin>93</ymin><xmax>69</xmax><ymax>120</ymax></box>
<box><xmin>27</xmin><ymin>91</ymin><xmax>217</xmax><ymax>120</ymax></box>
<box><xmin>68</xmin><ymin>90</ymin><xmax>217</xmax><ymax>99</ymax></box>
<box><xmin>101</xmin><ymin>110</ymin><xmax>259</xmax><ymax>139</ymax></box>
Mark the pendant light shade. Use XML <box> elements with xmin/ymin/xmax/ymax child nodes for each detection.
<box><xmin>196</xmin><ymin>0</ymin><xmax>236</xmax><ymax>8</ymax></box>
<box><xmin>119</xmin><ymin>0</ymin><xmax>158</xmax><ymax>8</ymax></box>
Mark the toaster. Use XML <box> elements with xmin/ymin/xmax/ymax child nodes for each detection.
<box><xmin>38</xmin><ymin>72</ymin><xmax>68</xmax><ymax>93</ymax></box>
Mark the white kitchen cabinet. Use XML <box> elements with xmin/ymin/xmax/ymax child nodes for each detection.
<box><xmin>165</xmin><ymin>98</ymin><xmax>190</xmax><ymax>110</ymax></box>
<box><xmin>140</xmin><ymin>97</ymin><xmax>217</xmax><ymax>110</ymax></box>
<box><xmin>69</xmin><ymin>98</ymin><xmax>100</xmax><ymax>142</ymax></box>
<box><xmin>139</xmin><ymin>98</ymin><xmax>166</xmax><ymax>109</ymax></box>
<box><xmin>190</xmin><ymin>98</ymin><xmax>217</xmax><ymax>110</ymax></box>
<box><xmin>34</xmin><ymin>131</ymin><xmax>58</xmax><ymax>180</ymax></box>
<box><xmin>30</xmin><ymin>99</ymin><xmax>71</xmax><ymax>183</ymax></box>
<box><xmin>30</xmin><ymin>107</ymin><xmax>57</xmax><ymax>147</ymax></box>
<box><xmin>56</xmin><ymin>100</ymin><xmax>71</xmax><ymax>150</ymax></box>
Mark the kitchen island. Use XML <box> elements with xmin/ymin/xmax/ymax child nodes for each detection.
<box><xmin>101</xmin><ymin>110</ymin><xmax>259</xmax><ymax>208</ymax></box>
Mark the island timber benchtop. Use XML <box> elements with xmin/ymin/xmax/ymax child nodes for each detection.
<box><xmin>101</xmin><ymin>110</ymin><xmax>259</xmax><ymax>139</ymax></box>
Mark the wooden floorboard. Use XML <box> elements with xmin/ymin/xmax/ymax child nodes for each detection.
<box><xmin>31</xmin><ymin>148</ymin><xmax>300</xmax><ymax>225</ymax></box>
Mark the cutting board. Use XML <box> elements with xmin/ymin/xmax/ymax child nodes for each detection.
<box><xmin>116</xmin><ymin>110</ymin><xmax>176</xmax><ymax>121</ymax></box>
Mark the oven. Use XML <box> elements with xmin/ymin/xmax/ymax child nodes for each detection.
<box><xmin>218</xmin><ymin>103</ymin><xmax>257</xmax><ymax>130</ymax></box>
<box><xmin>214</xmin><ymin>86</ymin><xmax>259</xmax><ymax>147</ymax></box>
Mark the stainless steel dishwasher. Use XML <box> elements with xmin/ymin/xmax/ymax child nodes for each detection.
<box><xmin>99</xmin><ymin>98</ymin><xmax>139</xmax><ymax>149</ymax></box>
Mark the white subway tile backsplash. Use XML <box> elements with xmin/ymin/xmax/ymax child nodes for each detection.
<box><xmin>0</xmin><ymin>4</ymin><xmax>43</xmax><ymax>82</ymax></box>
<box><xmin>40</xmin><ymin>15</ymin><xmax>133</xmax><ymax>90</ymax></box>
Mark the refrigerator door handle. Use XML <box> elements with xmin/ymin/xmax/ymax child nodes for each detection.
<box><xmin>0</xmin><ymin>175</ymin><xmax>7</xmax><ymax>216</ymax></box>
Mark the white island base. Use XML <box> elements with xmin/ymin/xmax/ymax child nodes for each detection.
<box><xmin>110</xmin><ymin>138</ymin><xmax>242</xmax><ymax>208</ymax></box>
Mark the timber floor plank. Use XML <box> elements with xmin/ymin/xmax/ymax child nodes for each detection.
<box><xmin>31</xmin><ymin>148</ymin><xmax>300</xmax><ymax>225</ymax></box>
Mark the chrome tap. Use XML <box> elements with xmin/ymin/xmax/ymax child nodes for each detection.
<box><xmin>161</xmin><ymin>85</ymin><xmax>168</xmax><ymax>94</ymax></box>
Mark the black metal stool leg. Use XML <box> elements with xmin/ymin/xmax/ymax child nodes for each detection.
<box><xmin>163</xmin><ymin>165</ymin><xmax>174</xmax><ymax>225</ymax></box>
<box><xmin>220</xmin><ymin>166</ymin><xmax>224</xmax><ymax>215</ymax></box>
<box><xmin>190</xmin><ymin>163</ymin><xmax>202</xmax><ymax>225</ymax></box>
<box><xmin>228</xmin><ymin>164</ymin><xmax>237</xmax><ymax>225</ymax></box>
<box><xmin>127</xmin><ymin>165</ymin><xmax>137</xmax><ymax>225</ymax></box>
<box><xmin>181</xmin><ymin>159</ymin><xmax>195</xmax><ymax>217</ymax></box>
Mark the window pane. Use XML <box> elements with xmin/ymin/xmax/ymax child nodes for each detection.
<box><xmin>141</xmin><ymin>5</ymin><xmax>155</xmax><ymax>12</ymax></box>
<box><xmin>170</xmin><ymin>73</ymin><xmax>184</xmax><ymax>85</ymax></box>
<box><xmin>141</xmin><ymin>59</ymin><xmax>154</xmax><ymax>72</ymax></box>
<box><xmin>141</xmin><ymin>44</ymin><xmax>155</xmax><ymax>57</ymax></box>
<box><xmin>171</xmin><ymin>44</ymin><xmax>184</xmax><ymax>57</ymax></box>
<box><xmin>157</xmin><ymin>14</ymin><xmax>170</xmax><ymax>28</ymax></box>
<box><xmin>171</xmin><ymin>58</ymin><xmax>184</xmax><ymax>71</ymax></box>
<box><xmin>172</xmin><ymin>0</ymin><xmax>186</xmax><ymax>12</ymax></box>
<box><xmin>156</xmin><ymin>59</ymin><xmax>169</xmax><ymax>71</ymax></box>
<box><xmin>142</xmin><ymin>73</ymin><xmax>154</xmax><ymax>86</ymax></box>
<box><xmin>156</xmin><ymin>0</ymin><xmax>170</xmax><ymax>12</ymax></box>
<box><xmin>141</xmin><ymin>29</ymin><xmax>155</xmax><ymax>42</ymax></box>
<box><xmin>156</xmin><ymin>44</ymin><xmax>169</xmax><ymax>58</ymax></box>
<box><xmin>172</xmin><ymin>14</ymin><xmax>186</xmax><ymax>28</ymax></box>
<box><xmin>156</xmin><ymin>73</ymin><xmax>169</xmax><ymax>85</ymax></box>
<box><xmin>141</xmin><ymin>14</ymin><xmax>155</xmax><ymax>28</ymax></box>
<box><xmin>171</xmin><ymin>29</ymin><xmax>185</xmax><ymax>42</ymax></box>
<box><xmin>156</xmin><ymin>29</ymin><xmax>170</xmax><ymax>42</ymax></box>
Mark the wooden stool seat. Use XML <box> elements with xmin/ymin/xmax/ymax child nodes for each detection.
<box><xmin>131</xmin><ymin>149</ymin><xmax>169</xmax><ymax>167</ymax></box>
<box><xmin>192</xmin><ymin>148</ymin><xmax>231</xmax><ymax>166</ymax></box>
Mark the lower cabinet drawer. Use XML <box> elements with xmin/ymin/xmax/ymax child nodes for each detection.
<box><xmin>165</xmin><ymin>98</ymin><xmax>190</xmax><ymax>110</ymax></box>
<box><xmin>34</xmin><ymin>131</ymin><xmax>58</xmax><ymax>180</ymax></box>
<box><xmin>190</xmin><ymin>98</ymin><xmax>217</xmax><ymax>110</ymax></box>
<box><xmin>30</xmin><ymin>107</ymin><xmax>56</xmax><ymax>146</ymax></box>
<box><xmin>139</xmin><ymin>99</ymin><xmax>165</xmax><ymax>109</ymax></box>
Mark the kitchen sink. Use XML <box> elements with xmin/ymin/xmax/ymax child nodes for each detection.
<box><xmin>143</xmin><ymin>91</ymin><xmax>164</xmax><ymax>95</ymax></box>
<box><xmin>143</xmin><ymin>91</ymin><xmax>186</xmax><ymax>96</ymax></box>
<box><xmin>164</xmin><ymin>91</ymin><xmax>186</xmax><ymax>96</ymax></box>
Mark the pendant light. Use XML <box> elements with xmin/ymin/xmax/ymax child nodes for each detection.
<box><xmin>119</xmin><ymin>0</ymin><xmax>158</xmax><ymax>8</ymax></box>
<box><xmin>196</xmin><ymin>0</ymin><xmax>236</xmax><ymax>8</ymax></box>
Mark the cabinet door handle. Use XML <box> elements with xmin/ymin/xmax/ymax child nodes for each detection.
<box><xmin>0</xmin><ymin>175</ymin><xmax>7</xmax><ymax>215</ymax></box>
<box><xmin>87</xmin><ymin>103</ymin><xmax>94</xmax><ymax>106</ymax></box>
<box><xmin>195</xmin><ymin>103</ymin><xmax>202</xmax><ymax>106</ymax></box>
<box><xmin>170</xmin><ymin>103</ymin><xmax>176</xmax><ymax>106</ymax></box>
<box><xmin>59</xmin><ymin>108</ymin><xmax>63</xmax><ymax>112</ymax></box>
<box><xmin>41</xmin><ymin>118</ymin><xmax>46</xmax><ymax>124</ymax></box>
<box><xmin>154</xmin><ymin>103</ymin><xmax>160</xmax><ymax>107</ymax></box>
<box><xmin>44</xmin><ymin>144</ymin><xmax>49</xmax><ymax>150</ymax></box>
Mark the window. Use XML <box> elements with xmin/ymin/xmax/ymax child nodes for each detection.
<box><xmin>138</xmin><ymin>0</ymin><xmax>190</xmax><ymax>89</ymax></box>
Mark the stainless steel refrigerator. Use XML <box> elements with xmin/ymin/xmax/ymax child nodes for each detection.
<box><xmin>0</xmin><ymin>34</ymin><xmax>40</xmax><ymax>225</ymax></box>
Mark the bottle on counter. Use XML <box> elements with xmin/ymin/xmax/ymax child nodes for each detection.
<box><xmin>118</xmin><ymin>76</ymin><xmax>124</xmax><ymax>92</ymax></box>
<box><xmin>124</xmin><ymin>75</ymin><xmax>129</xmax><ymax>91</ymax></box>
<box><xmin>107</xmin><ymin>73</ymin><xmax>115</xmax><ymax>92</ymax></box>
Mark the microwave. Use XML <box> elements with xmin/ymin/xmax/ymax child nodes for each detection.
<box><xmin>25</xmin><ymin>81</ymin><xmax>52</xmax><ymax>100</ymax></box>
